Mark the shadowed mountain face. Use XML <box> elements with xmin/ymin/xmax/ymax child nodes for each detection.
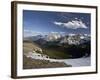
<box><xmin>24</xmin><ymin>34</ymin><xmax>91</xmax><ymax>59</ymax></box>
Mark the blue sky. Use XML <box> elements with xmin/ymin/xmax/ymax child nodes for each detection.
<box><xmin>23</xmin><ymin>10</ymin><xmax>91</xmax><ymax>37</ymax></box>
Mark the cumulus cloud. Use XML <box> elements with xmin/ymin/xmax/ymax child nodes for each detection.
<box><xmin>54</xmin><ymin>20</ymin><xmax>88</xmax><ymax>29</ymax></box>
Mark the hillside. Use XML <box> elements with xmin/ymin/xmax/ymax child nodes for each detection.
<box><xmin>23</xmin><ymin>41</ymin><xmax>72</xmax><ymax>69</ymax></box>
<box><xmin>23</xmin><ymin>55</ymin><xmax>71</xmax><ymax>69</ymax></box>
<box><xmin>23</xmin><ymin>41</ymin><xmax>42</xmax><ymax>54</ymax></box>
<box><xmin>23</xmin><ymin>41</ymin><xmax>71</xmax><ymax>59</ymax></box>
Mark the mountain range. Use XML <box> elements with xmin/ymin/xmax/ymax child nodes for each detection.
<box><xmin>24</xmin><ymin>33</ymin><xmax>90</xmax><ymax>45</ymax></box>
<box><xmin>24</xmin><ymin>33</ymin><xmax>91</xmax><ymax>58</ymax></box>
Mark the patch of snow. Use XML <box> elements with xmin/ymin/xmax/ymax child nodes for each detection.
<box><xmin>59</xmin><ymin>57</ymin><xmax>91</xmax><ymax>67</ymax></box>
<box><xmin>24</xmin><ymin>52</ymin><xmax>91</xmax><ymax>67</ymax></box>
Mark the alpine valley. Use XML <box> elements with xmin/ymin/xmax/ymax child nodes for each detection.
<box><xmin>23</xmin><ymin>33</ymin><xmax>91</xmax><ymax>59</ymax></box>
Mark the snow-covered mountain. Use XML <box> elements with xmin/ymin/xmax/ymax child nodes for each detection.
<box><xmin>60</xmin><ymin>34</ymin><xmax>90</xmax><ymax>45</ymax></box>
<box><xmin>44</xmin><ymin>33</ymin><xmax>62</xmax><ymax>41</ymax></box>
<box><xmin>23</xmin><ymin>33</ymin><xmax>91</xmax><ymax>58</ymax></box>
<box><xmin>24</xmin><ymin>33</ymin><xmax>90</xmax><ymax>45</ymax></box>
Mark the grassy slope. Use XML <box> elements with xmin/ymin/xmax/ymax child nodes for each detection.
<box><xmin>42</xmin><ymin>48</ymin><xmax>71</xmax><ymax>59</ymax></box>
<box><xmin>23</xmin><ymin>41</ymin><xmax>72</xmax><ymax>69</ymax></box>
<box><xmin>23</xmin><ymin>41</ymin><xmax>71</xmax><ymax>59</ymax></box>
<box><xmin>23</xmin><ymin>41</ymin><xmax>41</xmax><ymax>53</ymax></box>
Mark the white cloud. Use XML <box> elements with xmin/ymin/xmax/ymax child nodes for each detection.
<box><xmin>54</xmin><ymin>21</ymin><xmax>63</xmax><ymax>26</ymax></box>
<box><xmin>24</xmin><ymin>30</ymin><xmax>49</xmax><ymax>37</ymax></box>
<box><xmin>24</xmin><ymin>30</ymin><xmax>42</xmax><ymax>37</ymax></box>
<box><xmin>51</xmin><ymin>32</ymin><xmax>59</xmax><ymax>34</ymax></box>
<box><xmin>54</xmin><ymin>20</ymin><xmax>88</xmax><ymax>29</ymax></box>
<box><xmin>24</xmin><ymin>29</ymin><xmax>33</xmax><ymax>37</ymax></box>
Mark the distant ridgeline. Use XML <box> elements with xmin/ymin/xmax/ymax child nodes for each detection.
<box><xmin>23</xmin><ymin>34</ymin><xmax>91</xmax><ymax>59</ymax></box>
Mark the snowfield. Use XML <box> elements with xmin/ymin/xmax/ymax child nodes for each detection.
<box><xmin>59</xmin><ymin>57</ymin><xmax>91</xmax><ymax>67</ymax></box>
<box><xmin>25</xmin><ymin>52</ymin><xmax>91</xmax><ymax>67</ymax></box>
